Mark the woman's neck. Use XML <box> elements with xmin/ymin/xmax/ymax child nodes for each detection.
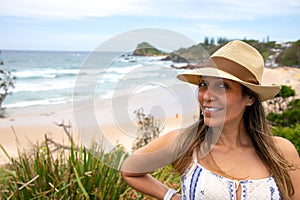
<box><xmin>214</xmin><ymin>121</ymin><xmax>252</xmax><ymax>148</ymax></box>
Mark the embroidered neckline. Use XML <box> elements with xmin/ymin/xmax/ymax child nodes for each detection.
<box><xmin>193</xmin><ymin>161</ymin><xmax>273</xmax><ymax>183</ymax></box>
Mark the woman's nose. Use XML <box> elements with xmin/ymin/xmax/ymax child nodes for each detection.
<box><xmin>200</xmin><ymin>87</ymin><xmax>216</xmax><ymax>102</ymax></box>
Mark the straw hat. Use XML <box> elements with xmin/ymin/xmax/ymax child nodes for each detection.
<box><xmin>177</xmin><ymin>40</ymin><xmax>281</xmax><ymax>101</ymax></box>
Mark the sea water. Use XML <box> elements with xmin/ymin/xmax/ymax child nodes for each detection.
<box><xmin>0</xmin><ymin>50</ymin><xmax>200</xmax><ymax>152</ymax></box>
<box><xmin>1</xmin><ymin>50</ymin><xmax>88</xmax><ymax>109</ymax></box>
<box><xmin>0</xmin><ymin>50</ymin><xmax>193</xmax><ymax>113</ymax></box>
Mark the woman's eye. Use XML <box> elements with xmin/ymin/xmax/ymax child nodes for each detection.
<box><xmin>199</xmin><ymin>82</ymin><xmax>207</xmax><ymax>88</ymax></box>
<box><xmin>218</xmin><ymin>84</ymin><xmax>225</xmax><ymax>88</ymax></box>
<box><xmin>216</xmin><ymin>83</ymin><xmax>229</xmax><ymax>90</ymax></box>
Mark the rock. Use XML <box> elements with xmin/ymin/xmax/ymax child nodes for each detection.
<box><xmin>170</xmin><ymin>63</ymin><xmax>202</xmax><ymax>69</ymax></box>
<box><xmin>161</xmin><ymin>53</ymin><xmax>188</xmax><ymax>63</ymax></box>
<box><xmin>133</xmin><ymin>42</ymin><xmax>168</xmax><ymax>56</ymax></box>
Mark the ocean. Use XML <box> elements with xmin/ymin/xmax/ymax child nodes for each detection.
<box><xmin>0</xmin><ymin>50</ymin><xmax>197</xmax><ymax>117</ymax></box>
<box><xmin>1</xmin><ymin>50</ymin><xmax>88</xmax><ymax>109</ymax></box>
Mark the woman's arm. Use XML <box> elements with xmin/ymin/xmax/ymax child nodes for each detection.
<box><xmin>274</xmin><ymin>137</ymin><xmax>300</xmax><ymax>199</ymax></box>
<box><xmin>121</xmin><ymin>130</ymin><xmax>181</xmax><ymax>199</ymax></box>
<box><xmin>121</xmin><ymin>171</ymin><xmax>180</xmax><ymax>200</ymax></box>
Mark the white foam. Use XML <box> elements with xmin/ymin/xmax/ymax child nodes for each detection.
<box><xmin>3</xmin><ymin>97</ymin><xmax>69</xmax><ymax>108</ymax></box>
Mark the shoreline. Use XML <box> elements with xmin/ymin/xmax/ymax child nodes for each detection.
<box><xmin>0</xmin><ymin>84</ymin><xmax>198</xmax><ymax>165</ymax></box>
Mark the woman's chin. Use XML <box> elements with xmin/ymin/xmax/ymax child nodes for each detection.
<box><xmin>204</xmin><ymin>119</ymin><xmax>225</xmax><ymax>127</ymax></box>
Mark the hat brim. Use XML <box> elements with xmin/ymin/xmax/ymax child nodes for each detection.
<box><xmin>177</xmin><ymin>68</ymin><xmax>281</xmax><ymax>101</ymax></box>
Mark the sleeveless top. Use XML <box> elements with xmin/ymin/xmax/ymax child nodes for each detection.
<box><xmin>180</xmin><ymin>152</ymin><xmax>281</xmax><ymax>200</ymax></box>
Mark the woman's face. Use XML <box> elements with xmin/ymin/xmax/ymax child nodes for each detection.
<box><xmin>198</xmin><ymin>77</ymin><xmax>253</xmax><ymax>127</ymax></box>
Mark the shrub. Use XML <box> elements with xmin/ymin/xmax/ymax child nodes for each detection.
<box><xmin>267</xmin><ymin>98</ymin><xmax>300</xmax><ymax>127</ymax></box>
<box><xmin>0</xmin><ymin>68</ymin><xmax>15</xmax><ymax>116</ymax></box>
<box><xmin>132</xmin><ymin>108</ymin><xmax>163</xmax><ymax>151</ymax></box>
<box><xmin>272</xmin><ymin>124</ymin><xmax>300</xmax><ymax>155</ymax></box>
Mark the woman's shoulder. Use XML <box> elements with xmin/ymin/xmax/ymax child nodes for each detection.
<box><xmin>273</xmin><ymin>136</ymin><xmax>299</xmax><ymax>162</ymax></box>
<box><xmin>273</xmin><ymin>137</ymin><xmax>300</xmax><ymax>199</ymax></box>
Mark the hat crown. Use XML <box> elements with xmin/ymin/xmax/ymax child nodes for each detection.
<box><xmin>211</xmin><ymin>40</ymin><xmax>264</xmax><ymax>84</ymax></box>
<box><xmin>176</xmin><ymin>40</ymin><xmax>281</xmax><ymax>101</ymax></box>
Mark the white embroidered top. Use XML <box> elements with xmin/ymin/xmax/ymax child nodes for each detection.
<box><xmin>180</xmin><ymin>154</ymin><xmax>281</xmax><ymax>200</ymax></box>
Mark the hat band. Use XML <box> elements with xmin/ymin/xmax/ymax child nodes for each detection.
<box><xmin>205</xmin><ymin>57</ymin><xmax>259</xmax><ymax>85</ymax></box>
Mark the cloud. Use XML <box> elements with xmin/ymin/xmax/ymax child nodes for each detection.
<box><xmin>221</xmin><ymin>0</ymin><xmax>300</xmax><ymax>16</ymax></box>
<box><xmin>1</xmin><ymin>0</ymin><xmax>299</xmax><ymax>50</ymax></box>
<box><xmin>1</xmin><ymin>0</ymin><xmax>145</xmax><ymax>19</ymax></box>
<box><xmin>1</xmin><ymin>0</ymin><xmax>299</xmax><ymax>20</ymax></box>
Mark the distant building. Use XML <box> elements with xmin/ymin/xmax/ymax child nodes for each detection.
<box><xmin>276</xmin><ymin>41</ymin><xmax>292</xmax><ymax>48</ymax></box>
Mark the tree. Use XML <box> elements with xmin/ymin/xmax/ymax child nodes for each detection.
<box><xmin>204</xmin><ymin>37</ymin><xmax>209</xmax><ymax>46</ymax></box>
<box><xmin>280</xmin><ymin>40</ymin><xmax>300</xmax><ymax>66</ymax></box>
<box><xmin>210</xmin><ymin>37</ymin><xmax>215</xmax><ymax>45</ymax></box>
<box><xmin>0</xmin><ymin>68</ymin><xmax>15</xmax><ymax>116</ymax></box>
<box><xmin>217</xmin><ymin>37</ymin><xmax>229</xmax><ymax>45</ymax></box>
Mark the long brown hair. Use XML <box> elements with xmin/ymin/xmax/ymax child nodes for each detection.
<box><xmin>173</xmin><ymin>85</ymin><xmax>295</xmax><ymax>199</ymax></box>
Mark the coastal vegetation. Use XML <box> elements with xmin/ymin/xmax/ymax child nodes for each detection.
<box><xmin>276</xmin><ymin>40</ymin><xmax>300</xmax><ymax>67</ymax></box>
<box><xmin>0</xmin><ymin>130</ymin><xmax>129</xmax><ymax>199</ymax></box>
<box><xmin>132</xmin><ymin>108</ymin><xmax>162</xmax><ymax>151</ymax></box>
<box><xmin>0</xmin><ymin>54</ymin><xmax>15</xmax><ymax>117</ymax></box>
<box><xmin>266</xmin><ymin>86</ymin><xmax>300</xmax><ymax>153</ymax></box>
<box><xmin>0</xmin><ymin>67</ymin><xmax>15</xmax><ymax>117</ymax></box>
<box><xmin>0</xmin><ymin>121</ymin><xmax>179</xmax><ymax>200</ymax></box>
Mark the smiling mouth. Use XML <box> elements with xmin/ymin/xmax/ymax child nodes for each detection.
<box><xmin>204</xmin><ymin>107</ymin><xmax>223</xmax><ymax>112</ymax></box>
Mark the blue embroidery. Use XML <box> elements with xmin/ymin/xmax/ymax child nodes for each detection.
<box><xmin>181</xmin><ymin>163</ymin><xmax>281</xmax><ymax>200</ymax></box>
<box><xmin>242</xmin><ymin>184</ymin><xmax>247</xmax><ymax>200</ymax></box>
<box><xmin>181</xmin><ymin>174</ymin><xmax>187</xmax><ymax>200</ymax></box>
<box><xmin>189</xmin><ymin>166</ymin><xmax>202</xmax><ymax>200</ymax></box>
<box><xmin>228</xmin><ymin>181</ymin><xmax>235</xmax><ymax>200</ymax></box>
<box><xmin>270</xmin><ymin>176</ymin><xmax>281</xmax><ymax>200</ymax></box>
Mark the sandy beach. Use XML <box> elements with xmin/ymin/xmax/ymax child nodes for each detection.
<box><xmin>263</xmin><ymin>66</ymin><xmax>300</xmax><ymax>98</ymax></box>
<box><xmin>0</xmin><ymin>82</ymin><xmax>197</xmax><ymax>165</ymax></box>
<box><xmin>0</xmin><ymin>66</ymin><xmax>299</xmax><ymax>165</ymax></box>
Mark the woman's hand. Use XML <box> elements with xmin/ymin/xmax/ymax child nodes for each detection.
<box><xmin>121</xmin><ymin>130</ymin><xmax>181</xmax><ymax>199</ymax></box>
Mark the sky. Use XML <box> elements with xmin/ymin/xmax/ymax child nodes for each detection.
<box><xmin>1</xmin><ymin>0</ymin><xmax>300</xmax><ymax>51</ymax></box>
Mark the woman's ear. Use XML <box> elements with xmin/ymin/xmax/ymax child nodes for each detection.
<box><xmin>246</xmin><ymin>96</ymin><xmax>255</xmax><ymax>106</ymax></box>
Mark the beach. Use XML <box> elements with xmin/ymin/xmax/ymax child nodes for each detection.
<box><xmin>263</xmin><ymin>66</ymin><xmax>300</xmax><ymax>97</ymax></box>
<box><xmin>0</xmin><ymin>82</ymin><xmax>198</xmax><ymax>165</ymax></box>
<box><xmin>0</xmin><ymin>66</ymin><xmax>300</xmax><ymax>165</ymax></box>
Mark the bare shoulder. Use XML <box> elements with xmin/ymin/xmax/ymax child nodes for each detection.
<box><xmin>274</xmin><ymin>137</ymin><xmax>300</xmax><ymax>199</ymax></box>
<box><xmin>273</xmin><ymin>136</ymin><xmax>299</xmax><ymax>163</ymax></box>
<box><xmin>135</xmin><ymin>129</ymin><xmax>179</xmax><ymax>154</ymax></box>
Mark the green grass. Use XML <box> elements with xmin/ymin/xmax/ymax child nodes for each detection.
<box><xmin>0</xmin><ymin>130</ymin><xmax>180</xmax><ymax>200</ymax></box>
<box><xmin>0</xmin><ymin>135</ymin><xmax>129</xmax><ymax>199</ymax></box>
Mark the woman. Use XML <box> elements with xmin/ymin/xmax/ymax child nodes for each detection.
<box><xmin>121</xmin><ymin>40</ymin><xmax>300</xmax><ymax>200</ymax></box>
